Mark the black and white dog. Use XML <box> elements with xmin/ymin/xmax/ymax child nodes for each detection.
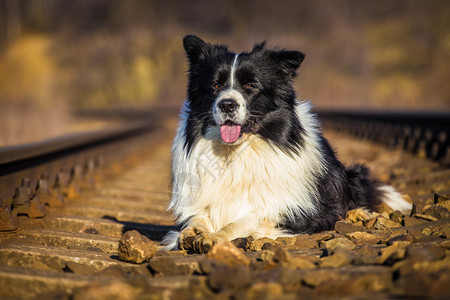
<box><xmin>163</xmin><ymin>35</ymin><xmax>411</xmax><ymax>253</ymax></box>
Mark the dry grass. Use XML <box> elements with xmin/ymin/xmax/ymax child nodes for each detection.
<box><xmin>0</xmin><ymin>36</ymin><xmax>72</xmax><ymax>146</ymax></box>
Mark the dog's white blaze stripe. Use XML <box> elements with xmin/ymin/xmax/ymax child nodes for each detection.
<box><xmin>213</xmin><ymin>54</ymin><xmax>245</xmax><ymax>126</ymax></box>
<box><xmin>230</xmin><ymin>54</ymin><xmax>239</xmax><ymax>88</ymax></box>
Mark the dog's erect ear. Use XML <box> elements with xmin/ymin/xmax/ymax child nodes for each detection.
<box><xmin>252</xmin><ymin>41</ymin><xmax>266</xmax><ymax>52</ymax></box>
<box><xmin>183</xmin><ymin>35</ymin><xmax>209</xmax><ymax>62</ymax></box>
<box><xmin>271</xmin><ymin>50</ymin><xmax>305</xmax><ymax>78</ymax></box>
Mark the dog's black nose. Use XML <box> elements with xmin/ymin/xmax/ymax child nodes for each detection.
<box><xmin>219</xmin><ymin>99</ymin><xmax>237</xmax><ymax>113</ymax></box>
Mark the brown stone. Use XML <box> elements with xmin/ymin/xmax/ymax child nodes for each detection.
<box><xmin>261</xmin><ymin>242</ymin><xmax>276</xmax><ymax>251</ymax></box>
<box><xmin>287</xmin><ymin>256</ymin><xmax>316</xmax><ymax>269</ymax></box>
<box><xmin>390</xmin><ymin>210</ymin><xmax>404</xmax><ymax>224</ymax></box>
<box><xmin>319</xmin><ymin>248</ymin><xmax>354</xmax><ymax>268</ymax></box>
<box><xmin>248</xmin><ymin>237</ymin><xmax>278</xmax><ymax>251</ymax></box>
<box><xmin>365</xmin><ymin>217</ymin><xmax>377</xmax><ymax>229</ymax></box>
<box><xmin>406</xmin><ymin>229</ymin><xmax>426</xmax><ymax>240</ymax></box>
<box><xmin>436</xmin><ymin>199</ymin><xmax>450</xmax><ymax>210</ymax></box>
<box><xmin>405</xmin><ymin>244</ymin><xmax>445</xmax><ymax>261</ymax></box>
<box><xmin>207</xmin><ymin>263</ymin><xmax>251</xmax><ymax>292</ymax></box>
<box><xmin>100</xmin><ymin>264</ymin><xmax>152</xmax><ymax>278</ymax></box>
<box><xmin>413</xmin><ymin>214</ymin><xmax>438</xmax><ymax>222</ymax></box>
<box><xmin>372</xmin><ymin>216</ymin><xmax>402</xmax><ymax>231</ymax></box>
<box><xmin>292</xmin><ymin>234</ymin><xmax>318</xmax><ymax>249</ymax></box>
<box><xmin>206</xmin><ymin>241</ymin><xmax>251</xmax><ymax>267</ymax></box>
<box><xmin>310</xmin><ymin>232</ymin><xmax>334</xmax><ymax>242</ymax></box>
<box><xmin>436</xmin><ymin>222</ymin><xmax>450</xmax><ymax>238</ymax></box>
<box><xmin>148</xmin><ymin>256</ymin><xmax>192</xmax><ymax>276</ymax></box>
<box><xmin>423</xmin><ymin>206</ymin><xmax>449</xmax><ymax>220</ymax></box>
<box><xmin>377</xmin><ymin>202</ymin><xmax>394</xmax><ymax>215</ymax></box>
<box><xmin>376</xmin><ymin>242</ymin><xmax>408</xmax><ymax>265</ymax></box>
<box><xmin>156</xmin><ymin>250</ymin><xmax>187</xmax><ymax>256</ymax></box>
<box><xmin>353</xmin><ymin>245</ymin><xmax>379</xmax><ymax>265</ymax></box>
<box><xmin>73</xmin><ymin>282</ymin><xmax>138</xmax><ymax>300</ymax></box>
<box><xmin>260</xmin><ymin>246</ymin><xmax>288</xmax><ymax>262</ymax></box>
<box><xmin>198</xmin><ymin>259</ymin><xmax>219</xmax><ymax>274</ymax></box>
<box><xmin>402</xmin><ymin>216</ymin><xmax>427</xmax><ymax>227</ymax></box>
<box><xmin>386</xmin><ymin>233</ymin><xmax>414</xmax><ymax>245</ymax></box>
<box><xmin>118</xmin><ymin>230</ymin><xmax>158</xmax><ymax>264</ymax></box>
<box><xmin>231</xmin><ymin>237</ymin><xmax>248</xmax><ymax>250</ymax></box>
<box><xmin>301</xmin><ymin>266</ymin><xmax>391</xmax><ymax>289</ymax></box>
<box><xmin>315</xmin><ymin>272</ymin><xmax>391</xmax><ymax>296</ymax></box>
<box><xmin>395</xmin><ymin>271</ymin><xmax>434</xmax><ymax>298</ymax></box>
<box><xmin>188</xmin><ymin>276</ymin><xmax>215</xmax><ymax>299</ymax></box>
<box><xmin>275</xmin><ymin>236</ymin><xmax>297</xmax><ymax>247</ymax></box>
<box><xmin>260</xmin><ymin>246</ymin><xmax>316</xmax><ymax>270</ymax></box>
<box><xmin>411</xmin><ymin>257</ymin><xmax>450</xmax><ymax>272</ymax></box>
<box><xmin>297</xmin><ymin>269</ymin><xmax>337</xmax><ymax>287</ymax></box>
<box><xmin>321</xmin><ymin>237</ymin><xmax>355</xmax><ymax>251</ymax></box>
<box><xmin>255</xmin><ymin>267</ymin><xmax>313</xmax><ymax>289</ymax></box>
<box><xmin>392</xmin><ymin>259</ymin><xmax>416</xmax><ymax>277</ymax></box>
<box><xmin>272</xmin><ymin>246</ymin><xmax>290</xmax><ymax>263</ymax></box>
<box><xmin>246</xmin><ymin>282</ymin><xmax>283</xmax><ymax>299</ymax></box>
<box><xmin>416</xmin><ymin>235</ymin><xmax>443</xmax><ymax>243</ymax></box>
<box><xmin>346</xmin><ymin>231</ymin><xmax>381</xmax><ymax>245</ymax></box>
<box><xmin>430</xmin><ymin>272</ymin><xmax>450</xmax><ymax>298</ymax></box>
<box><xmin>335</xmin><ymin>221</ymin><xmax>365</xmax><ymax>235</ymax></box>
<box><xmin>64</xmin><ymin>261</ymin><xmax>98</xmax><ymax>275</ymax></box>
<box><xmin>381</xmin><ymin>211</ymin><xmax>391</xmax><ymax>219</ymax></box>
<box><xmin>245</xmin><ymin>236</ymin><xmax>255</xmax><ymax>249</ymax></box>
<box><xmin>260</xmin><ymin>249</ymin><xmax>275</xmax><ymax>262</ymax></box>
<box><xmin>437</xmin><ymin>239</ymin><xmax>450</xmax><ymax>249</ymax></box>
<box><xmin>394</xmin><ymin>260</ymin><xmax>450</xmax><ymax>298</ymax></box>
<box><xmin>354</xmin><ymin>244</ymin><xmax>379</xmax><ymax>256</ymax></box>
<box><xmin>421</xmin><ymin>222</ymin><xmax>450</xmax><ymax>238</ymax></box>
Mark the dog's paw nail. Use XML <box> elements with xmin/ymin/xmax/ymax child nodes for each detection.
<box><xmin>202</xmin><ymin>243</ymin><xmax>212</xmax><ymax>253</ymax></box>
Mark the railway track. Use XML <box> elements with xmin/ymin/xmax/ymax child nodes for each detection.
<box><xmin>319</xmin><ymin>110</ymin><xmax>450</xmax><ymax>165</ymax></box>
<box><xmin>0</xmin><ymin>108</ymin><xmax>449</xmax><ymax>299</ymax></box>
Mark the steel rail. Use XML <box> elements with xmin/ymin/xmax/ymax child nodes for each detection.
<box><xmin>318</xmin><ymin>110</ymin><xmax>450</xmax><ymax>165</ymax></box>
<box><xmin>0</xmin><ymin>121</ymin><xmax>154</xmax><ymax>175</ymax></box>
<box><xmin>0</xmin><ymin>118</ymin><xmax>158</xmax><ymax>231</ymax></box>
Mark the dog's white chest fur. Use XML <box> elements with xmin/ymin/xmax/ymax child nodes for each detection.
<box><xmin>169</xmin><ymin>101</ymin><xmax>325</xmax><ymax>239</ymax></box>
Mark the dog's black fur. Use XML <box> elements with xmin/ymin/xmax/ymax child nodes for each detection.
<box><xmin>184</xmin><ymin>36</ymin><xmax>306</xmax><ymax>154</ymax></box>
<box><xmin>178</xmin><ymin>35</ymin><xmax>386</xmax><ymax>234</ymax></box>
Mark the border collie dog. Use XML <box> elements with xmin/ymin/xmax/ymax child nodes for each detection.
<box><xmin>163</xmin><ymin>35</ymin><xmax>411</xmax><ymax>253</ymax></box>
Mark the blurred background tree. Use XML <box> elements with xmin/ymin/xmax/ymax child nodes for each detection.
<box><xmin>0</xmin><ymin>0</ymin><xmax>449</xmax><ymax>145</ymax></box>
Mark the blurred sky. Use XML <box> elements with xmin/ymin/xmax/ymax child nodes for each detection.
<box><xmin>0</xmin><ymin>0</ymin><xmax>449</xmax><ymax>145</ymax></box>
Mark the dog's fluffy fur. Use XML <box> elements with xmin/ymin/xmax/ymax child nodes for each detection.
<box><xmin>163</xmin><ymin>35</ymin><xmax>411</xmax><ymax>252</ymax></box>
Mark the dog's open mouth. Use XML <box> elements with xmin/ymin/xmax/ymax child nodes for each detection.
<box><xmin>220</xmin><ymin>121</ymin><xmax>242</xmax><ymax>143</ymax></box>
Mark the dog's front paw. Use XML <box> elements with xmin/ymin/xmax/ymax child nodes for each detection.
<box><xmin>193</xmin><ymin>232</ymin><xmax>227</xmax><ymax>254</ymax></box>
<box><xmin>179</xmin><ymin>227</ymin><xmax>201</xmax><ymax>251</ymax></box>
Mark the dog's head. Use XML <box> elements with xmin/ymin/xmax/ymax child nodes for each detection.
<box><xmin>183</xmin><ymin>35</ymin><xmax>305</xmax><ymax>146</ymax></box>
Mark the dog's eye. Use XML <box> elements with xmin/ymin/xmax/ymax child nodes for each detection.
<box><xmin>213</xmin><ymin>83</ymin><xmax>221</xmax><ymax>89</ymax></box>
<box><xmin>245</xmin><ymin>83</ymin><xmax>257</xmax><ymax>89</ymax></box>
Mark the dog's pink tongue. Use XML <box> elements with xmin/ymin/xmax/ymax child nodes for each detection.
<box><xmin>220</xmin><ymin>124</ymin><xmax>241</xmax><ymax>143</ymax></box>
